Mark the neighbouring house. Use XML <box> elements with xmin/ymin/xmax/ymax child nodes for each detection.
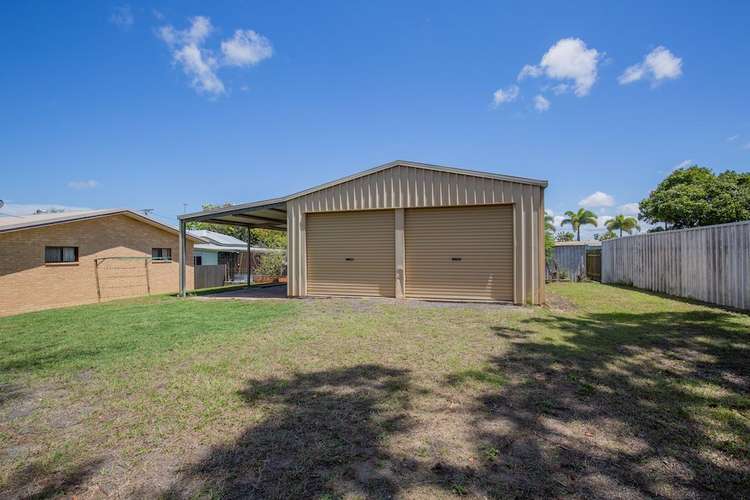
<box><xmin>188</xmin><ymin>229</ymin><xmax>284</xmax><ymax>283</ymax></box>
<box><xmin>179</xmin><ymin>160</ymin><xmax>548</xmax><ymax>304</ymax></box>
<box><xmin>550</xmin><ymin>240</ymin><xmax>602</xmax><ymax>281</ymax></box>
<box><xmin>0</xmin><ymin>209</ymin><xmax>199</xmax><ymax>317</ymax></box>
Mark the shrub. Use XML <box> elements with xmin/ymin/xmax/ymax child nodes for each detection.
<box><xmin>255</xmin><ymin>252</ymin><xmax>286</xmax><ymax>278</ymax></box>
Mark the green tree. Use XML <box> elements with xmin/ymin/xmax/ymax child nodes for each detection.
<box><xmin>605</xmin><ymin>214</ymin><xmax>641</xmax><ymax>237</ymax></box>
<box><xmin>594</xmin><ymin>230</ymin><xmax>617</xmax><ymax>241</ymax></box>
<box><xmin>544</xmin><ymin>214</ymin><xmax>556</xmax><ymax>258</ymax></box>
<box><xmin>555</xmin><ymin>231</ymin><xmax>575</xmax><ymax>242</ymax></box>
<box><xmin>561</xmin><ymin>208</ymin><xmax>598</xmax><ymax>241</ymax></box>
<box><xmin>186</xmin><ymin>203</ymin><xmax>287</xmax><ymax>248</ymax></box>
<box><xmin>639</xmin><ymin>166</ymin><xmax>750</xmax><ymax>229</ymax></box>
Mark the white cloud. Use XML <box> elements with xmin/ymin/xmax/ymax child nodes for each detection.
<box><xmin>67</xmin><ymin>180</ymin><xmax>98</xmax><ymax>190</ymax></box>
<box><xmin>492</xmin><ymin>85</ymin><xmax>520</xmax><ymax>106</ymax></box>
<box><xmin>521</xmin><ymin>38</ymin><xmax>602</xmax><ymax>96</ymax></box>
<box><xmin>726</xmin><ymin>134</ymin><xmax>739</xmax><ymax>142</ymax></box>
<box><xmin>673</xmin><ymin>159</ymin><xmax>693</xmax><ymax>170</ymax></box>
<box><xmin>619</xmin><ymin>46</ymin><xmax>682</xmax><ymax>85</ymax></box>
<box><xmin>533</xmin><ymin>94</ymin><xmax>550</xmax><ymax>112</ymax></box>
<box><xmin>175</xmin><ymin>44</ymin><xmax>224</xmax><ymax>95</ymax></box>
<box><xmin>619</xmin><ymin>203</ymin><xmax>640</xmax><ymax>216</ymax></box>
<box><xmin>743</xmin><ymin>142</ymin><xmax>750</xmax><ymax>150</ymax></box>
<box><xmin>157</xmin><ymin>16</ymin><xmax>273</xmax><ymax>97</ymax></box>
<box><xmin>159</xmin><ymin>15</ymin><xmax>213</xmax><ymax>46</ymax></box>
<box><xmin>579</xmin><ymin>191</ymin><xmax>615</xmax><ymax>208</ymax></box>
<box><xmin>110</xmin><ymin>5</ymin><xmax>134</xmax><ymax>31</ymax></box>
<box><xmin>221</xmin><ymin>30</ymin><xmax>273</xmax><ymax>66</ymax></box>
<box><xmin>517</xmin><ymin>64</ymin><xmax>543</xmax><ymax>80</ymax></box>
<box><xmin>158</xmin><ymin>16</ymin><xmax>223</xmax><ymax>96</ymax></box>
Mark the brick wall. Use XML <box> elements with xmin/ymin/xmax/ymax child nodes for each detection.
<box><xmin>0</xmin><ymin>214</ymin><xmax>194</xmax><ymax>317</ymax></box>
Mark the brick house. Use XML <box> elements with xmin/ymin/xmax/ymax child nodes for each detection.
<box><xmin>0</xmin><ymin>209</ymin><xmax>197</xmax><ymax>317</ymax></box>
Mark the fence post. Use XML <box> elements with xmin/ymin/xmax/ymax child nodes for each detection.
<box><xmin>94</xmin><ymin>258</ymin><xmax>102</xmax><ymax>302</ymax></box>
<box><xmin>144</xmin><ymin>258</ymin><xmax>151</xmax><ymax>295</ymax></box>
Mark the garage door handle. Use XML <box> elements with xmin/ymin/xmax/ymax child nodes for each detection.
<box><xmin>451</xmin><ymin>257</ymin><xmax>462</xmax><ymax>261</ymax></box>
<box><xmin>345</xmin><ymin>257</ymin><xmax>354</xmax><ymax>261</ymax></box>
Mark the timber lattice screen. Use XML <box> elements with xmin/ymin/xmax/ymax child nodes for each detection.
<box><xmin>601</xmin><ymin>221</ymin><xmax>750</xmax><ymax>310</ymax></box>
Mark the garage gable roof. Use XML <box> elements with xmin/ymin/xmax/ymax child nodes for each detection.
<box><xmin>179</xmin><ymin>160</ymin><xmax>547</xmax><ymax>222</ymax></box>
<box><xmin>286</xmin><ymin>160</ymin><xmax>547</xmax><ymax>201</ymax></box>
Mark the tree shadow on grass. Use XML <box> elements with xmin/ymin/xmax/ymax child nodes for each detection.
<box><xmin>0</xmin><ymin>458</ymin><xmax>105</xmax><ymax>499</ymax></box>
<box><xmin>163</xmin><ymin>364</ymin><xmax>418</xmax><ymax>499</ymax></box>
<box><xmin>159</xmin><ymin>310</ymin><xmax>749</xmax><ymax>498</ymax></box>
<box><xmin>454</xmin><ymin>310</ymin><xmax>749</xmax><ymax>497</ymax></box>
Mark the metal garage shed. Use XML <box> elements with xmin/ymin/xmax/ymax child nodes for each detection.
<box><xmin>178</xmin><ymin>160</ymin><xmax>548</xmax><ymax>304</ymax></box>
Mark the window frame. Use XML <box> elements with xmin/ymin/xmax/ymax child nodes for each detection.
<box><xmin>151</xmin><ymin>247</ymin><xmax>173</xmax><ymax>262</ymax></box>
<box><xmin>44</xmin><ymin>246</ymin><xmax>79</xmax><ymax>264</ymax></box>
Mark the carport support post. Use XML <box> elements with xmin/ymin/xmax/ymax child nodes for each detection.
<box><xmin>179</xmin><ymin>220</ymin><xmax>187</xmax><ymax>297</ymax></box>
<box><xmin>247</xmin><ymin>226</ymin><xmax>253</xmax><ymax>286</ymax></box>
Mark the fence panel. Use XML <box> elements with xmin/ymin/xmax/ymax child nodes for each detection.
<box><xmin>552</xmin><ymin>246</ymin><xmax>587</xmax><ymax>281</ymax></box>
<box><xmin>195</xmin><ymin>265</ymin><xmax>226</xmax><ymax>289</ymax></box>
<box><xmin>602</xmin><ymin>221</ymin><xmax>750</xmax><ymax>310</ymax></box>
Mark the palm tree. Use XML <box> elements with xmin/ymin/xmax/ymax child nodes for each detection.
<box><xmin>562</xmin><ymin>208</ymin><xmax>598</xmax><ymax>241</ymax></box>
<box><xmin>606</xmin><ymin>214</ymin><xmax>641</xmax><ymax>237</ymax></box>
<box><xmin>544</xmin><ymin>214</ymin><xmax>555</xmax><ymax>233</ymax></box>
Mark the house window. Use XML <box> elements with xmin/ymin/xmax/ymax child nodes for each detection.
<box><xmin>45</xmin><ymin>246</ymin><xmax>78</xmax><ymax>263</ymax></box>
<box><xmin>151</xmin><ymin>248</ymin><xmax>172</xmax><ymax>262</ymax></box>
<box><xmin>194</xmin><ymin>255</ymin><xmax>202</xmax><ymax>266</ymax></box>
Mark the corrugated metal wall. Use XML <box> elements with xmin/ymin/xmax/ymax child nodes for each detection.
<box><xmin>552</xmin><ymin>246</ymin><xmax>588</xmax><ymax>280</ymax></box>
<box><xmin>287</xmin><ymin>164</ymin><xmax>545</xmax><ymax>304</ymax></box>
<box><xmin>602</xmin><ymin>221</ymin><xmax>750</xmax><ymax>310</ymax></box>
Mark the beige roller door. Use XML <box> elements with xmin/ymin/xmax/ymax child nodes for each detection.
<box><xmin>405</xmin><ymin>205</ymin><xmax>514</xmax><ymax>301</ymax></box>
<box><xmin>306</xmin><ymin>210</ymin><xmax>395</xmax><ymax>297</ymax></box>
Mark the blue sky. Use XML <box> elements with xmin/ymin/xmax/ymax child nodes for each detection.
<box><xmin>1</xmin><ymin>1</ymin><xmax>748</xmax><ymax>238</ymax></box>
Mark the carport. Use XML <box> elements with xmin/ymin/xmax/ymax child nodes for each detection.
<box><xmin>178</xmin><ymin>198</ymin><xmax>288</xmax><ymax>295</ymax></box>
<box><xmin>178</xmin><ymin>160</ymin><xmax>547</xmax><ymax>304</ymax></box>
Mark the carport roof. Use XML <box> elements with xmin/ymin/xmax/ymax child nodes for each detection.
<box><xmin>179</xmin><ymin>160</ymin><xmax>548</xmax><ymax>227</ymax></box>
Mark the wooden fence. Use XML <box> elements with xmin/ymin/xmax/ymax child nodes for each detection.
<box><xmin>194</xmin><ymin>265</ymin><xmax>226</xmax><ymax>289</ymax></box>
<box><xmin>586</xmin><ymin>249</ymin><xmax>601</xmax><ymax>281</ymax></box>
<box><xmin>602</xmin><ymin>221</ymin><xmax>750</xmax><ymax>310</ymax></box>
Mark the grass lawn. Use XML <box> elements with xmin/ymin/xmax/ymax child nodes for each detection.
<box><xmin>0</xmin><ymin>284</ymin><xmax>748</xmax><ymax>498</ymax></box>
